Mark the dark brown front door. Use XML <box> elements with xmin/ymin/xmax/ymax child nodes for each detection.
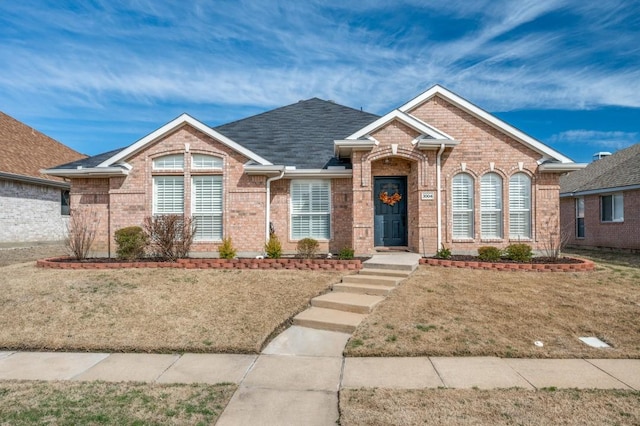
<box><xmin>374</xmin><ymin>177</ymin><xmax>407</xmax><ymax>246</ymax></box>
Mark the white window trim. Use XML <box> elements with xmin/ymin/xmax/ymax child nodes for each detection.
<box><xmin>600</xmin><ymin>193</ymin><xmax>624</xmax><ymax>223</ymax></box>
<box><xmin>191</xmin><ymin>175</ymin><xmax>223</xmax><ymax>242</ymax></box>
<box><xmin>452</xmin><ymin>173</ymin><xmax>474</xmax><ymax>240</ymax></box>
<box><xmin>152</xmin><ymin>154</ymin><xmax>184</xmax><ymax>171</ymax></box>
<box><xmin>290</xmin><ymin>179</ymin><xmax>332</xmax><ymax>241</ymax></box>
<box><xmin>153</xmin><ymin>175</ymin><xmax>185</xmax><ymax>215</ymax></box>
<box><xmin>480</xmin><ymin>173</ymin><xmax>503</xmax><ymax>239</ymax></box>
<box><xmin>191</xmin><ymin>154</ymin><xmax>223</xmax><ymax>170</ymax></box>
<box><xmin>509</xmin><ymin>173</ymin><xmax>531</xmax><ymax>239</ymax></box>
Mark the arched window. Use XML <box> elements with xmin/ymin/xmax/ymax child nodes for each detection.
<box><xmin>509</xmin><ymin>173</ymin><xmax>531</xmax><ymax>239</ymax></box>
<box><xmin>452</xmin><ymin>173</ymin><xmax>474</xmax><ymax>239</ymax></box>
<box><xmin>481</xmin><ymin>173</ymin><xmax>502</xmax><ymax>239</ymax></box>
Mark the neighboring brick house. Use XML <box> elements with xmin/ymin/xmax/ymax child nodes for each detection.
<box><xmin>44</xmin><ymin>85</ymin><xmax>582</xmax><ymax>257</ymax></box>
<box><xmin>560</xmin><ymin>143</ymin><xmax>640</xmax><ymax>251</ymax></box>
<box><xmin>0</xmin><ymin>112</ymin><xmax>86</xmax><ymax>244</ymax></box>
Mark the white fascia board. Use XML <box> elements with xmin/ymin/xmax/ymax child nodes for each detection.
<box><xmin>560</xmin><ymin>183</ymin><xmax>640</xmax><ymax>198</ymax></box>
<box><xmin>97</xmin><ymin>113</ymin><xmax>272</xmax><ymax>167</ymax></box>
<box><xmin>41</xmin><ymin>167</ymin><xmax>129</xmax><ymax>178</ymax></box>
<box><xmin>399</xmin><ymin>85</ymin><xmax>575</xmax><ymax>164</ymax></box>
<box><xmin>1</xmin><ymin>171</ymin><xmax>70</xmax><ymax>189</ymax></box>
<box><xmin>538</xmin><ymin>163</ymin><xmax>588</xmax><ymax>173</ymax></box>
<box><xmin>417</xmin><ymin>139</ymin><xmax>461</xmax><ymax>150</ymax></box>
<box><xmin>346</xmin><ymin>109</ymin><xmax>452</xmax><ymax>141</ymax></box>
<box><xmin>243</xmin><ymin>164</ymin><xmax>286</xmax><ymax>176</ymax></box>
<box><xmin>283</xmin><ymin>169</ymin><xmax>353</xmax><ymax>178</ymax></box>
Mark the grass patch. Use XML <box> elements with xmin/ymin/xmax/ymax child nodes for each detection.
<box><xmin>340</xmin><ymin>388</ymin><xmax>640</xmax><ymax>426</ymax></box>
<box><xmin>0</xmin><ymin>380</ymin><xmax>235</xmax><ymax>425</ymax></box>
<box><xmin>0</xmin><ymin>263</ymin><xmax>340</xmax><ymax>353</ymax></box>
<box><xmin>346</xmin><ymin>260</ymin><xmax>640</xmax><ymax>358</ymax></box>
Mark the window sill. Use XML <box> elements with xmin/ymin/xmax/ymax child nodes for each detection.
<box><xmin>452</xmin><ymin>239</ymin><xmax>475</xmax><ymax>243</ymax></box>
<box><xmin>480</xmin><ymin>238</ymin><xmax>503</xmax><ymax>243</ymax></box>
<box><xmin>509</xmin><ymin>238</ymin><xmax>532</xmax><ymax>242</ymax></box>
<box><xmin>600</xmin><ymin>220</ymin><xmax>624</xmax><ymax>224</ymax></box>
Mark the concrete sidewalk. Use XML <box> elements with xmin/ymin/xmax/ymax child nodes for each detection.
<box><xmin>0</xmin><ymin>344</ymin><xmax>638</xmax><ymax>425</ymax></box>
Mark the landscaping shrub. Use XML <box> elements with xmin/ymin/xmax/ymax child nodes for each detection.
<box><xmin>114</xmin><ymin>226</ymin><xmax>148</xmax><ymax>260</ymax></box>
<box><xmin>477</xmin><ymin>246</ymin><xmax>502</xmax><ymax>262</ymax></box>
<box><xmin>435</xmin><ymin>244</ymin><xmax>451</xmax><ymax>259</ymax></box>
<box><xmin>218</xmin><ymin>237</ymin><xmax>237</xmax><ymax>260</ymax></box>
<box><xmin>504</xmin><ymin>243</ymin><xmax>533</xmax><ymax>262</ymax></box>
<box><xmin>143</xmin><ymin>215</ymin><xmax>195</xmax><ymax>261</ymax></box>
<box><xmin>338</xmin><ymin>247</ymin><xmax>355</xmax><ymax>260</ymax></box>
<box><xmin>264</xmin><ymin>233</ymin><xmax>282</xmax><ymax>259</ymax></box>
<box><xmin>66</xmin><ymin>208</ymin><xmax>100</xmax><ymax>260</ymax></box>
<box><xmin>297</xmin><ymin>238</ymin><xmax>319</xmax><ymax>259</ymax></box>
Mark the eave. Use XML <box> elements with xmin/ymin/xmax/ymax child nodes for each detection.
<box><xmin>538</xmin><ymin>163</ymin><xmax>587</xmax><ymax>173</ymax></box>
<box><xmin>0</xmin><ymin>171</ymin><xmax>70</xmax><ymax>189</ymax></box>
<box><xmin>560</xmin><ymin>183</ymin><xmax>640</xmax><ymax>198</ymax></box>
<box><xmin>244</xmin><ymin>164</ymin><xmax>352</xmax><ymax>178</ymax></box>
<box><xmin>40</xmin><ymin>167</ymin><xmax>130</xmax><ymax>178</ymax></box>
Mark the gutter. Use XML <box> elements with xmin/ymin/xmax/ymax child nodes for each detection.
<box><xmin>40</xmin><ymin>167</ymin><xmax>130</xmax><ymax>178</ymax></box>
<box><xmin>265</xmin><ymin>167</ymin><xmax>286</xmax><ymax>243</ymax></box>
<box><xmin>560</xmin><ymin>183</ymin><xmax>640</xmax><ymax>198</ymax></box>
<box><xmin>0</xmin><ymin>171</ymin><xmax>70</xmax><ymax>189</ymax></box>
<box><xmin>436</xmin><ymin>143</ymin><xmax>445</xmax><ymax>251</ymax></box>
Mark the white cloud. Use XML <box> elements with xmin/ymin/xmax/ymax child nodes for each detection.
<box><xmin>549</xmin><ymin>130</ymin><xmax>639</xmax><ymax>150</ymax></box>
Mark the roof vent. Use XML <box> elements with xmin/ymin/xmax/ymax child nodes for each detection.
<box><xmin>592</xmin><ymin>152</ymin><xmax>612</xmax><ymax>161</ymax></box>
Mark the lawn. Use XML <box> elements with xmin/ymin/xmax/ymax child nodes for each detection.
<box><xmin>345</xmin><ymin>257</ymin><xmax>640</xmax><ymax>358</ymax></box>
<box><xmin>340</xmin><ymin>388</ymin><xmax>640</xmax><ymax>426</ymax></box>
<box><xmin>0</xmin><ymin>262</ymin><xmax>340</xmax><ymax>353</ymax></box>
<box><xmin>0</xmin><ymin>380</ymin><xmax>235</xmax><ymax>425</ymax></box>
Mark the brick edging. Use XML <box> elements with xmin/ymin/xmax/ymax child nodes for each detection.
<box><xmin>419</xmin><ymin>257</ymin><xmax>595</xmax><ymax>272</ymax></box>
<box><xmin>36</xmin><ymin>257</ymin><xmax>363</xmax><ymax>271</ymax></box>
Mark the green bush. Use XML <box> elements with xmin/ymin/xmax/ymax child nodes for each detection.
<box><xmin>114</xmin><ymin>226</ymin><xmax>148</xmax><ymax>260</ymax></box>
<box><xmin>218</xmin><ymin>237</ymin><xmax>237</xmax><ymax>260</ymax></box>
<box><xmin>504</xmin><ymin>243</ymin><xmax>533</xmax><ymax>262</ymax></box>
<box><xmin>264</xmin><ymin>234</ymin><xmax>282</xmax><ymax>259</ymax></box>
<box><xmin>477</xmin><ymin>246</ymin><xmax>502</xmax><ymax>262</ymax></box>
<box><xmin>296</xmin><ymin>238</ymin><xmax>319</xmax><ymax>259</ymax></box>
<box><xmin>435</xmin><ymin>244</ymin><xmax>451</xmax><ymax>259</ymax></box>
<box><xmin>338</xmin><ymin>247</ymin><xmax>355</xmax><ymax>260</ymax></box>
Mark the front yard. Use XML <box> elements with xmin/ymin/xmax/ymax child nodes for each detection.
<box><xmin>345</xmin><ymin>259</ymin><xmax>640</xmax><ymax>358</ymax></box>
<box><xmin>0</xmin><ymin>262</ymin><xmax>340</xmax><ymax>353</ymax></box>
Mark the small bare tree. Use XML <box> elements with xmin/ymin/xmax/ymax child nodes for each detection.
<box><xmin>143</xmin><ymin>215</ymin><xmax>196</xmax><ymax>261</ymax></box>
<box><xmin>66</xmin><ymin>208</ymin><xmax>100</xmax><ymax>260</ymax></box>
<box><xmin>540</xmin><ymin>216</ymin><xmax>572</xmax><ymax>260</ymax></box>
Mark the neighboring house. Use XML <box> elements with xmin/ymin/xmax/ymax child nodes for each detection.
<box><xmin>0</xmin><ymin>112</ymin><xmax>86</xmax><ymax>244</ymax></box>
<box><xmin>560</xmin><ymin>143</ymin><xmax>640</xmax><ymax>251</ymax></box>
<box><xmin>44</xmin><ymin>85</ymin><xmax>582</xmax><ymax>257</ymax></box>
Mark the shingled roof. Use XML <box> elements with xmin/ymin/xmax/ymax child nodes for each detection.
<box><xmin>0</xmin><ymin>111</ymin><xmax>86</xmax><ymax>183</ymax></box>
<box><xmin>560</xmin><ymin>143</ymin><xmax>640</xmax><ymax>195</ymax></box>
<box><xmin>215</xmin><ymin>98</ymin><xmax>379</xmax><ymax>169</ymax></box>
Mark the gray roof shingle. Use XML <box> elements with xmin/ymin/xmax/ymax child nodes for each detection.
<box><xmin>51</xmin><ymin>147</ymin><xmax>128</xmax><ymax>170</ymax></box>
<box><xmin>560</xmin><ymin>143</ymin><xmax>640</xmax><ymax>195</ymax></box>
<box><xmin>215</xmin><ymin>98</ymin><xmax>379</xmax><ymax>169</ymax></box>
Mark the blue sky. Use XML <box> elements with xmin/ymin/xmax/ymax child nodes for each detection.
<box><xmin>1</xmin><ymin>0</ymin><xmax>639</xmax><ymax>164</ymax></box>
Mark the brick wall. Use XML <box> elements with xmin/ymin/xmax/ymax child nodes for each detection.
<box><xmin>561</xmin><ymin>189</ymin><xmax>640</xmax><ymax>250</ymax></box>
<box><xmin>0</xmin><ymin>178</ymin><xmax>68</xmax><ymax>243</ymax></box>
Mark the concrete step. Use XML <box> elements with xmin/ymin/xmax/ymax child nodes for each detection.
<box><xmin>358</xmin><ymin>268</ymin><xmax>412</xmax><ymax>278</ymax></box>
<box><xmin>333</xmin><ymin>282</ymin><xmax>395</xmax><ymax>296</ymax></box>
<box><xmin>363</xmin><ymin>253</ymin><xmax>422</xmax><ymax>272</ymax></box>
<box><xmin>341</xmin><ymin>275</ymin><xmax>402</xmax><ymax>286</ymax></box>
<box><xmin>293</xmin><ymin>307</ymin><xmax>366</xmax><ymax>333</ymax></box>
<box><xmin>311</xmin><ymin>292</ymin><xmax>385</xmax><ymax>314</ymax></box>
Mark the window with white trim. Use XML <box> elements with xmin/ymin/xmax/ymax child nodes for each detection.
<box><xmin>291</xmin><ymin>180</ymin><xmax>331</xmax><ymax>240</ymax></box>
<box><xmin>153</xmin><ymin>176</ymin><xmax>184</xmax><ymax>214</ymax></box>
<box><xmin>452</xmin><ymin>173</ymin><xmax>474</xmax><ymax>239</ymax></box>
<box><xmin>192</xmin><ymin>154</ymin><xmax>222</xmax><ymax>170</ymax></box>
<box><xmin>509</xmin><ymin>173</ymin><xmax>531</xmax><ymax>239</ymax></box>
<box><xmin>480</xmin><ymin>173</ymin><xmax>502</xmax><ymax>239</ymax></box>
<box><xmin>601</xmin><ymin>193</ymin><xmax>623</xmax><ymax>222</ymax></box>
<box><xmin>192</xmin><ymin>176</ymin><xmax>223</xmax><ymax>241</ymax></box>
<box><xmin>153</xmin><ymin>154</ymin><xmax>184</xmax><ymax>170</ymax></box>
<box><xmin>576</xmin><ymin>197</ymin><xmax>585</xmax><ymax>238</ymax></box>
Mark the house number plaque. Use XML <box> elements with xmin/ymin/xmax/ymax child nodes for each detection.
<box><xmin>421</xmin><ymin>191</ymin><xmax>434</xmax><ymax>201</ymax></box>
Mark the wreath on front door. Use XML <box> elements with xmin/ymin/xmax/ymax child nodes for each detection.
<box><xmin>379</xmin><ymin>191</ymin><xmax>402</xmax><ymax>206</ymax></box>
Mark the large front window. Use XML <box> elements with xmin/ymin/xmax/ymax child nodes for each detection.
<box><xmin>291</xmin><ymin>180</ymin><xmax>331</xmax><ymax>240</ymax></box>
<box><xmin>480</xmin><ymin>173</ymin><xmax>502</xmax><ymax>239</ymax></box>
<box><xmin>452</xmin><ymin>173</ymin><xmax>474</xmax><ymax>239</ymax></box>
<box><xmin>153</xmin><ymin>176</ymin><xmax>184</xmax><ymax>214</ymax></box>
<box><xmin>192</xmin><ymin>176</ymin><xmax>223</xmax><ymax>241</ymax></box>
<box><xmin>509</xmin><ymin>173</ymin><xmax>531</xmax><ymax>239</ymax></box>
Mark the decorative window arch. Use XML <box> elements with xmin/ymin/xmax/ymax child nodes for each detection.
<box><xmin>509</xmin><ymin>173</ymin><xmax>531</xmax><ymax>239</ymax></box>
<box><xmin>192</xmin><ymin>154</ymin><xmax>223</xmax><ymax>170</ymax></box>
<box><xmin>481</xmin><ymin>173</ymin><xmax>502</xmax><ymax>239</ymax></box>
<box><xmin>452</xmin><ymin>173</ymin><xmax>474</xmax><ymax>239</ymax></box>
<box><xmin>153</xmin><ymin>154</ymin><xmax>184</xmax><ymax>170</ymax></box>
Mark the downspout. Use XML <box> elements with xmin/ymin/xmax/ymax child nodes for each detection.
<box><xmin>265</xmin><ymin>168</ymin><xmax>286</xmax><ymax>243</ymax></box>
<box><xmin>436</xmin><ymin>143</ymin><xmax>445</xmax><ymax>251</ymax></box>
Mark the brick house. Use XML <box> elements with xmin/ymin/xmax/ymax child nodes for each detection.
<box><xmin>0</xmin><ymin>112</ymin><xmax>86</xmax><ymax>244</ymax></box>
<box><xmin>44</xmin><ymin>85</ymin><xmax>582</xmax><ymax>257</ymax></box>
<box><xmin>560</xmin><ymin>143</ymin><xmax>640</xmax><ymax>251</ymax></box>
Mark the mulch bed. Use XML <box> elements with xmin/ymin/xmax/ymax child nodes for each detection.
<box><xmin>422</xmin><ymin>256</ymin><xmax>595</xmax><ymax>272</ymax></box>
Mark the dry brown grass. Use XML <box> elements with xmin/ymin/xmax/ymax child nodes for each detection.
<box><xmin>0</xmin><ymin>244</ymin><xmax>66</xmax><ymax>267</ymax></box>
<box><xmin>0</xmin><ymin>263</ymin><xmax>339</xmax><ymax>353</ymax></box>
<box><xmin>346</xmin><ymin>261</ymin><xmax>640</xmax><ymax>358</ymax></box>
<box><xmin>0</xmin><ymin>380</ymin><xmax>236</xmax><ymax>425</ymax></box>
<box><xmin>340</xmin><ymin>388</ymin><xmax>640</xmax><ymax>426</ymax></box>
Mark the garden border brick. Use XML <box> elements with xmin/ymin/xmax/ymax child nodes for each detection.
<box><xmin>420</xmin><ymin>257</ymin><xmax>595</xmax><ymax>272</ymax></box>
